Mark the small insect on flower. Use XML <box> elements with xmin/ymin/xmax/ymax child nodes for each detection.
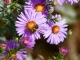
<box><xmin>26</xmin><ymin>21</ymin><xmax>38</xmax><ymax>33</ymax></box>
<box><xmin>15</xmin><ymin>10</ymin><xmax>48</xmax><ymax>41</ymax></box>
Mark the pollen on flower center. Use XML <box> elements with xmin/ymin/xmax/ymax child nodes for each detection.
<box><xmin>2</xmin><ymin>57</ymin><xmax>8</xmax><ymax>60</ymax></box>
<box><xmin>52</xmin><ymin>25</ymin><xmax>60</xmax><ymax>34</ymax></box>
<box><xmin>12</xmin><ymin>53</ymin><xmax>16</xmax><ymax>57</ymax></box>
<box><xmin>26</xmin><ymin>21</ymin><xmax>38</xmax><ymax>33</ymax></box>
<box><xmin>10</xmin><ymin>58</ymin><xmax>15</xmax><ymax>60</ymax></box>
<box><xmin>23</xmin><ymin>40</ymin><xmax>29</xmax><ymax>44</ymax></box>
<box><xmin>34</xmin><ymin>4</ymin><xmax>44</xmax><ymax>12</ymax></box>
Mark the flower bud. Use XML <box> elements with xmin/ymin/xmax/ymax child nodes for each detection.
<box><xmin>0</xmin><ymin>43</ymin><xmax>7</xmax><ymax>50</ymax></box>
<box><xmin>4</xmin><ymin>0</ymin><xmax>11</xmax><ymax>5</ymax></box>
<box><xmin>59</xmin><ymin>47</ymin><xmax>68</xmax><ymax>55</ymax></box>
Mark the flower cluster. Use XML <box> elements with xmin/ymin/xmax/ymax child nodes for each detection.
<box><xmin>16</xmin><ymin>0</ymin><xmax>69</xmax><ymax>45</ymax></box>
<box><xmin>0</xmin><ymin>0</ymin><xmax>79</xmax><ymax>60</ymax></box>
<box><xmin>1</xmin><ymin>40</ymin><xmax>27</xmax><ymax>60</ymax></box>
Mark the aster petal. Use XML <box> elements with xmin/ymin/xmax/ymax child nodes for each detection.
<box><xmin>31</xmin><ymin>34</ymin><xmax>35</xmax><ymax>41</ymax></box>
<box><xmin>16</xmin><ymin>21</ymin><xmax>25</xmax><ymax>25</ymax></box>
<box><xmin>17</xmin><ymin>54</ymin><xmax>23</xmax><ymax>60</ymax></box>
<box><xmin>55</xmin><ymin>34</ymin><xmax>61</xmax><ymax>44</ymax></box>
<box><xmin>34</xmin><ymin>32</ymin><xmax>40</xmax><ymax>39</ymax></box>
<box><xmin>25</xmin><ymin>0</ymin><xmax>32</xmax><ymax>5</ymax></box>
<box><xmin>21</xmin><ymin>54</ymin><xmax>27</xmax><ymax>58</ymax></box>
<box><xmin>58</xmin><ymin>33</ymin><xmax>64</xmax><ymax>42</ymax></box>
<box><xmin>16</xmin><ymin>49</ymin><xmax>27</xmax><ymax>60</ymax></box>
<box><xmin>56</xmin><ymin>20</ymin><xmax>66</xmax><ymax>26</ymax></box>
<box><xmin>15</xmin><ymin>23</ymin><xmax>25</xmax><ymax>27</ymax></box>
<box><xmin>17</xmin><ymin>30</ymin><xmax>24</xmax><ymax>34</ymax></box>
<box><xmin>53</xmin><ymin>34</ymin><xmax>59</xmax><ymax>45</ymax></box>
<box><xmin>17</xmin><ymin>17</ymin><xmax>26</xmax><ymax>23</ymax></box>
<box><xmin>39</xmin><ymin>23</ymin><xmax>50</xmax><ymax>33</ymax></box>
<box><xmin>35</xmin><ymin>15</ymin><xmax>47</xmax><ymax>25</ymax></box>
<box><xmin>19</xmin><ymin>12</ymin><xmax>29</xmax><ymax>22</ymax></box>
<box><xmin>59</xmin><ymin>32</ymin><xmax>66</xmax><ymax>38</ymax></box>
<box><xmin>43</xmin><ymin>30</ymin><xmax>52</xmax><ymax>39</ymax></box>
<box><xmin>30</xmin><ymin>10</ymin><xmax>36</xmax><ymax>20</ymax></box>
<box><xmin>60</xmin><ymin>28</ymin><xmax>68</xmax><ymax>35</ymax></box>
<box><xmin>31</xmin><ymin>0</ymin><xmax>45</xmax><ymax>6</ymax></box>
<box><xmin>61</xmin><ymin>25</ymin><xmax>68</xmax><ymax>27</ymax></box>
<box><xmin>47</xmin><ymin>34</ymin><xmax>52</xmax><ymax>43</ymax></box>
<box><xmin>24</xmin><ymin>5</ymin><xmax>33</xmax><ymax>10</ymax></box>
<box><xmin>50</xmin><ymin>34</ymin><xmax>54</xmax><ymax>44</ymax></box>
<box><xmin>66</xmin><ymin>0</ymin><xmax>79</xmax><ymax>4</ymax></box>
<box><xmin>60</xmin><ymin>28</ymin><xmax>68</xmax><ymax>31</ymax></box>
<box><xmin>24</xmin><ymin>10</ymin><xmax>31</xmax><ymax>19</ymax></box>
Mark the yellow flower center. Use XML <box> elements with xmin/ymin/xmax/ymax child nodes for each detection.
<box><xmin>52</xmin><ymin>25</ymin><xmax>60</xmax><ymax>34</ymax></box>
<box><xmin>2</xmin><ymin>57</ymin><xmax>8</xmax><ymax>60</ymax></box>
<box><xmin>10</xmin><ymin>58</ymin><xmax>15</xmax><ymax>60</ymax></box>
<box><xmin>12</xmin><ymin>53</ymin><xmax>16</xmax><ymax>57</ymax></box>
<box><xmin>26</xmin><ymin>21</ymin><xmax>38</xmax><ymax>33</ymax></box>
<box><xmin>34</xmin><ymin>4</ymin><xmax>44</xmax><ymax>12</ymax></box>
<box><xmin>11</xmin><ymin>59</ymin><xmax>15</xmax><ymax>60</ymax></box>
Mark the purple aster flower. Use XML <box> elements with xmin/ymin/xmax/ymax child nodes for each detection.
<box><xmin>15</xmin><ymin>10</ymin><xmax>48</xmax><ymax>41</ymax></box>
<box><xmin>21</xmin><ymin>36</ymin><xmax>35</xmax><ymax>49</ymax></box>
<box><xmin>59</xmin><ymin>47</ymin><xmax>68</xmax><ymax>55</ymax></box>
<box><xmin>43</xmin><ymin>14</ymin><xmax>68</xmax><ymax>45</ymax></box>
<box><xmin>66</xmin><ymin>0</ymin><xmax>79</xmax><ymax>5</ymax></box>
<box><xmin>6</xmin><ymin>40</ymin><xmax>20</xmax><ymax>50</ymax></box>
<box><xmin>2</xmin><ymin>40</ymin><xmax>20</xmax><ymax>57</ymax></box>
<box><xmin>16</xmin><ymin>49</ymin><xmax>27</xmax><ymax>60</ymax></box>
<box><xmin>24</xmin><ymin>0</ymin><xmax>48</xmax><ymax>14</ymax></box>
<box><xmin>3</xmin><ymin>49</ymin><xmax>27</xmax><ymax>60</ymax></box>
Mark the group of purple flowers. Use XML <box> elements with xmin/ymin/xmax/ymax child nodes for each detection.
<box><xmin>0</xmin><ymin>0</ymin><xmax>79</xmax><ymax>60</ymax></box>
